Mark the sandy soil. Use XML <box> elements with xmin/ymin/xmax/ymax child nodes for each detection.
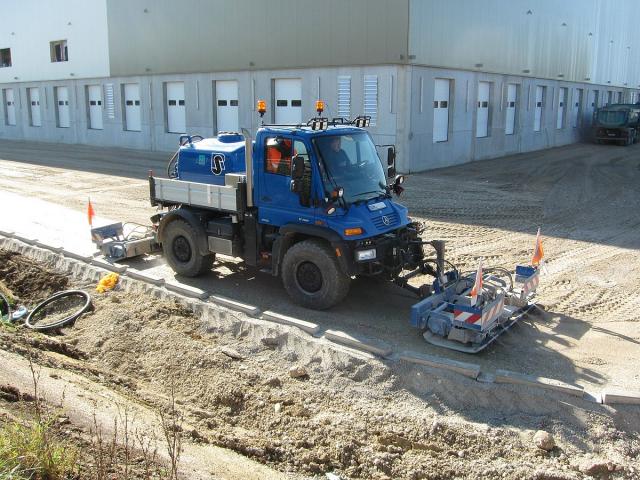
<box><xmin>0</xmin><ymin>139</ymin><xmax>638</xmax><ymax>392</ymax></box>
<box><xmin>1</xmin><ymin>248</ymin><xmax>639</xmax><ymax>479</ymax></box>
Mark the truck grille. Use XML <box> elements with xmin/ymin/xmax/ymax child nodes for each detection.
<box><xmin>372</xmin><ymin>212</ymin><xmax>399</xmax><ymax>229</ymax></box>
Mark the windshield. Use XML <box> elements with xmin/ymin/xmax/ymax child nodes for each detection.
<box><xmin>596</xmin><ymin>110</ymin><xmax>628</xmax><ymax>126</ymax></box>
<box><xmin>313</xmin><ymin>133</ymin><xmax>387</xmax><ymax>205</ymax></box>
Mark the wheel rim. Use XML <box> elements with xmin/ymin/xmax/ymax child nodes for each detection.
<box><xmin>296</xmin><ymin>261</ymin><xmax>323</xmax><ymax>294</ymax></box>
<box><xmin>173</xmin><ymin>235</ymin><xmax>192</xmax><ymax>263</ymax></box>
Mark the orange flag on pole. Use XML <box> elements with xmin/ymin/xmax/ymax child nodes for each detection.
<box><xmin>87</xmin><ymin>198</ymin><xmax>95</xmax><ymax>226</ymax></box>
<box><xmin>531</xmin><ymin>227</ymin><xmax>544</xmax><ymax>266</ymax></box>
<box><xmin>470</xmin><ymin>258</ymin><xmax>483</xmax><ymax>306</ymax></box>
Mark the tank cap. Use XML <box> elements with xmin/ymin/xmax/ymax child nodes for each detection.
<box><xmin>217</xmin><ymin>132</ymin><xmax>243</xmax><ymax>143</ymax></box>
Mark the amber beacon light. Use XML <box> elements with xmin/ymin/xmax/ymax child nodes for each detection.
<box><xmin>257</xmin><ymin>99</ymin><xmax>267</xmax><ymax>117</ymax></box>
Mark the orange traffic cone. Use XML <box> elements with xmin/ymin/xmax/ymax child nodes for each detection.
<box><xmin>470</xmin><ymin>258</ymin><xmax>483</xmax><ymax>306</ymax></box>
<box><xmin>531</xmin><ymin>227</ymin><xmax>544</xmax><ymax>266</ymax></box>
<box><xmin>87</xmin><ymin>198</ymin><xmax>95</xmax><ymax>227</ymax></box>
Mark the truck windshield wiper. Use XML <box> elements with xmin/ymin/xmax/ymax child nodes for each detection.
<box><xmin>351</xmin><ymin>190</ymin><xmax>388</xmax><ymax>204</ymax></box>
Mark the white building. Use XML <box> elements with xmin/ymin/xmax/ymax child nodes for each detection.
<box><xmin>1</xmin><ymin>0</ymin><xmax>639</xmax><ymax>171</ymax></box>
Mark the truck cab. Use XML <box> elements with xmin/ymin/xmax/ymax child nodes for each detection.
<box><xmin>593</xmin><ymin>104</ymin><xmax>640</xmax><ymax>145</ymax></box>
<box><xmin>150</xmin><ymin>105</ymin><xmax>431</xmax><ymax>310</ymax></box>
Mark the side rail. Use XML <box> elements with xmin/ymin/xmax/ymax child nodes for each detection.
<box><xmin>149</xmin><ymin>176</ymin><xmax>245</xmax><ymax>214</ymax></box>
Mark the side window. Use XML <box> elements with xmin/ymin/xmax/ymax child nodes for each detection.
<box><xmin>265</xmin><ymin>137</ymin><xmax>293</xmax><ymax>175</ymax></box>
<box><xmin>293</xmin><ymin>140</ymin><xmax>312</xmax><ymax>207</ymax></box>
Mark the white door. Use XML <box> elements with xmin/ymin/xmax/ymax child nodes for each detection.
<box><xmin>123</xmin><ymin>83</ymin><xmax>141</xmax><ymax>131</ymax></box>
<box><xmin>433</xmin><ymin>79</ymin><xmax>450</xmax><ymax>143</ymax></box>
<box><xmin>607</xmin><ymin>91</ymin><xmax>613</xmax><ymax>105</ymax></box>
<box><xmin>505</xmin><ymin>83</ymin><xmax>517</xmax><ymax>135</ymax></box>
<box><xmin>215</xmin><ymin>80</ymin><xmax>239</xmax><ymax>133</ymax></box>
<box><xmin>274</xmin><ymin>78</ymin><xmax>302</xmax><ymax>124</ymax></box>
<box><xmin>534</xmin><ymin>86</ymin><xmax>543</xmax><ymax>132</ymax></box>
<box><xmin>88</xmin><ymin>85</ymin><xmax>103</xmax><ymax>130</ymax></box>
<box><xmin>29</xmin><ymin>88</ymin><xmax>41</xmax><ymax>127</ymax></box>
<box><xmin>166</xmin><ymin>81</ymin><xmax>186</xmax><ymax>133</ymax></box>
<box><xmin>476</xmin><ymin>81</ymin><xmax>490</xmax><ymax>138</ymax></box>
<box><xmin>556</xmin><ymin>88</ymin><xmax>566</xmax><ymax>129</ymax></box>
<box><xmin>590</xmin><ymin>90</ymin><xmax>599</xmax><ymax>110</ymax></box>
<box><xmin>4</xmin><ymin>89</ymin><xmax>16</xmax><ymax>125</ymax></box>
<box><xmin>617</xmin><ymin>91</ymin><xmax>623</xmax><ymax>103</ymax></box>
<box><xmin>572</xmin><ymin>89</ymin><xmax>582</xmax><ymax>128</ymax></box>
<box><xmin>56</xmin><ymin>86</ymin><xmax>70</xmax><ymax>128</ymax></box>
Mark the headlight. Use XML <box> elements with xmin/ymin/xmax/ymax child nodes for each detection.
<box><xmin>356</xmin><ymin>248</ymin><xmax>376</xmax><ymax>261</ymax></box>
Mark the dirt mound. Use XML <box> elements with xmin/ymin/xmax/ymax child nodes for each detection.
<box><xmin>0</xmin><ymin>250</ymin><xmax>68</xmax><ymax>303</ymax></box>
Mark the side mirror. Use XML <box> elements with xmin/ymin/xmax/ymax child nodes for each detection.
<box><xmin>387</xmin><ymin>166</ymin><xmax>396</xmax><ymax>178</ymax></box>
<box><xmin>387</xmin><ymin>147</ymin><xmax>396</xmax><ymax>166</ymax></box>
<box><xmin>392</xmin><ymin>174</ymin><xmax>405</xmax><ymax>197</ymax></box>
<box><xmin>292</xmin><ymin>155</ymin><xmax>305</xmax><ymax>180</ymax></box>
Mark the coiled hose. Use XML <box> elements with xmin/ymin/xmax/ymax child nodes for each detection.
<box><xmin>25</xmin><ymin>290</ymin><xmax>92</xmax><ymax>332</ymax></box>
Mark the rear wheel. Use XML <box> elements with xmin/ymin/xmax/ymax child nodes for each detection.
<box><xmin>162</xmin><ymin>219</ymin><xmax>214</xmax><ymax>277</ymax></box>
<box><xmin>281</xmin><ymin>239</ymin><xmax>350</xmax><ymax>310</ymax></box>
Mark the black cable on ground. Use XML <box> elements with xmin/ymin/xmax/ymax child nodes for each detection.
<box><xmin>0</xmin><ymin>292</ymin><xmax>11</xmax><ymax>322</ymax></box>
<box><xmin>25</xmin><ymin>290</ymin><xmax>92</xmax><ymax>332</ymax></box>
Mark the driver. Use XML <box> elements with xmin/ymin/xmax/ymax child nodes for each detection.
<box><xmin>324</xmin><ymin>136</ymin><xmax>350</xmax><ymax>171</ymax></box>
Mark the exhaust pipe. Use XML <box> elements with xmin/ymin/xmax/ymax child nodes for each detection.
<box><xmin>241</xmin><ymin>128</ymin><xmax>254</xmax><ymax>208</ymax></box>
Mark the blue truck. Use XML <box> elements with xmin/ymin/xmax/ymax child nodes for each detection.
<box><xmin>147</xmin><ymin>101</ymin><xmax>540</xmax><ymax>352</ymax></box>
<box><xmin>149</xmin><ymin>102</ymin><xmax>439</xmax><ymax>311</ymax></box>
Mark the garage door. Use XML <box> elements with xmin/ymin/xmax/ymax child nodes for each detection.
<box><xmin>433</xmin><ymin>79</ymin><xmax>450</xmax><ymax>143</ymax></box>
<box><xmin>56</xmin><ymin>87</ymin><xmax>70</xmax><ymax>128</ymax></box>
<box><xmin>123</xmin><ymin>83</ymin><xmax>141</xmax><ymax>132</ymax></box>
<box><xmin>4</xmin><ymin>88</ymin><xmax>16</xmax><ymax>126</ymax></box>
<box><xmin>476</xmin><ymin>81</ymin><xmax>490</xmax><ymax>138</ymax></box>
<box><xmin>29</xmin><ymin>88</ymin><xmax>41</xmax><ymax>127</ymax></box>
<box><xmin>215</xmin><ymin>80</ymin><xmax>239</xmax><ymax>133</ymax></box>
<box><xmin>87</xmin><ymin>85</ymin><xmax>103</xmax><ymax>130</ymax></box>
<box><xmin>505</xmin><ymin>84</ymin><xmax>517</xmax><ymax>135</ymax></box>
<box><xmin>274</xmin><ymin>78</ymin><xmax>302</xmax><ymax>124</ymax></box>
<box><xmin>572</xmin><ymin>89</ymin><xmax>582</xmax><ymax>128</ymax></box>
<box><xmin>167</xmin><ymin>81</ymin><xmax>186</xmax><ymax>134</ymax></box>
<box><xmin>534</xmin><ymin>86</ymin><xmax>544</xmax><ymax>132</ymax></box>
<box><xmin>556</xmin><ymin>88</ymin><xmax>566</xmax><ymax>129</ymax></box>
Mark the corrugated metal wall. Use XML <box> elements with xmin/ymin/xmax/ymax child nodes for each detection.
<box><xmin>409</xmin><ymin>0</ymin><xmax>640</xmax><ymax>88</ymax></box>
<box><xmin>105</xmin><ymin>0</ymin><xmax>410</xmax><ymax>76</ymax></box>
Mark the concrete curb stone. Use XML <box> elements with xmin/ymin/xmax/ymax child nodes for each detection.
<box><xmin>13</xmin><ymin>234</ymin><xmax>38</xmax><ymax>246</ymax></box>
<box><xmin>125</xmin><ymin>268</ymin><xmax>166</xmax><ymax>286</ymax></box>
<box><xmin>261</xmin><ymin>311</ymin><xmax>320</xmax><ymax>335</ymax></box>
<box><xmin>602</xmin><ymin>388</ymin><xmax>640</xmax><ymax>405</ymax></box>
<box><xmin>494</xmin><ymin>369</ymin><xmax>584</xmax><ymax>397</ymax></box>
<box><xmin>325</xmin><ymin>329</ymin><xmax>393</xmax><ymax>358</ymax></box>
<box><xmin>35</xmin><ymin>240</ymin><xmax>64</xmax><ymax>253</ymax></box>
<box><xmin>165</xmin><ymin>281</ymin><xmax>209</xmax><ymax>300</ymax></box>
<box><xmin>0</xmin><ymin>230</ymin><xmax>14</xmax><ymax>238</ymax></box>
<box><xmin>209</xmin><ymin>295</ymin><xmax>261</xmax><ymax>316</ymax></box>
<box><xmin>61</xmin><ymin>248</ymin><xmax>93</xmax><ymax>263</ymax></box>
<box><xmin>90</xmin><ymin>258</ymin><xmax>128</xmax><ymax>274</ymax></box>
<box><xmin>399</xmin><ymin>351</ymin><xmax>481</xmax><ymax>379</ymax></box>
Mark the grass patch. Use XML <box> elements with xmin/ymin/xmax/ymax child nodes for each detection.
<box><xmin>0</xmin><ymin>418</ymin><xmax>77</xmax><ymax>480</ymax></box>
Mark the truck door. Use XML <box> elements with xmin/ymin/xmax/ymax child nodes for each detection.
<box><xmin>258</xmin><ymin>136</ymin><xmax>315</xmax><ymax>226</ymax></box>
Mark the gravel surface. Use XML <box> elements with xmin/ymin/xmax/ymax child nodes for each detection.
<box><xmin>0</xmin><ymin>248</ymin><xmax>639</xmax><ymax>479</ymax></box>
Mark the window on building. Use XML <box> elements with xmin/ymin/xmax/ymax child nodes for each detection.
<box><xmin>0</xmin><ymin>48</ymin><xmax>11</xmax><ymax>68</ymax></box>
<box><xmin>50</xmin><ymin>40</ymin><xmax>68</xmax><ymax>62</ymax></box>
<box><xmin>363</xmin><ymin>75</ymin><xmax>378</xmax><ymax>126</ymax></box>
<box><xmin>337</xmin><ymin>76</ymin><xmax>351</xmax><ymax>119</ymax></box>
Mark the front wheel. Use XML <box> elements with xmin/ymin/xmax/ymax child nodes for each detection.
<box><xmin>162</xmin><ymin>219</ymin><xmax>214</xmax><ymax>277</ymax></box>
<box><xmin>281</xmin><ymin>239</ymin><xmax>351</xmax><ymax>310</ymax></box>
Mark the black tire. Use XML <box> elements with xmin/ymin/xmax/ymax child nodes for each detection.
<box><xmin>281</xmin><ymin>239</ymin><xmax>350</xmax><ymax>310</ymax></box>
<box><xmin>162</xmin><ymin>219</ymin><xmax>214</xmax><ymax>277</ymax></box>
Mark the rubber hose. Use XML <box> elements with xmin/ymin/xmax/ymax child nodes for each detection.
<box><xmin>0</xmin><ymin>292</ymin><xmax>11</xmax><ymax>322</ymax></box>
<box><xmin>25</xmin><ymin>290</ymin><xmax>92</xmax><ymax>332</ymax></box>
